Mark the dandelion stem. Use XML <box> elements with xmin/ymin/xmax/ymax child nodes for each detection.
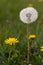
<box><xmin>8</xmin><ymin>46</ymin><xmax>12</xmax><ymax>65</ymax></box>
<box><xmin>27</xmin><ymin>24</ymin><xmax>30</xmax><ymax>64</ymax></box>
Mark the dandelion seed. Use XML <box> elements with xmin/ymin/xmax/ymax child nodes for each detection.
<box><xmin>29</xmin><ymin>64</ymin><xmax>32</xmax><ymax>65</ymax></box>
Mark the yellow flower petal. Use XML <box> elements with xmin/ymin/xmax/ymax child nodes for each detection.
<box><xmin>28</xmin><ymin>3</ymin><xmax>33</xmax><ymax>7</ymax></box>
<box><xmin>40</xmin><ymin>46</ymin><xmax>43</xmax><ymax>49</ymax></box>
<box><xmin>28</xmin><ymin>34</ymin><xmax>36</xmax><ymax>39</ymax></box>
<box><xmin>38</xmin><ymin>0</ymin><xmax>43</xmax><ymax>2</ymax></box>
<box><xmin>4</xmin><ymin>38</ymin><xmax>19</xmax><ymax>45</ymax></box>
<box><xmin>40</xmin><ymin>49</ymin><xmax>43</xmax><ymax>51</ymax></box>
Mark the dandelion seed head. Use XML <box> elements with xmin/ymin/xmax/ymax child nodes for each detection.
<box><xmin>20</xmin><ymin>7</ymin><xmax>38</xmax><ymax>24</ymax></box>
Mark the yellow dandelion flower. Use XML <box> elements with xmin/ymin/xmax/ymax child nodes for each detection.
<box><xmin>38</xmin><ymin>0</ymin><xmax>43</xmax><ymax>2</ymax></box>
<box><xmin>4</xmin><ymin>38</ymin><xmax>19</xmax><ymax>45</ymax></box>
<box><xmin>28</xmin><ymin>34</ymin><xmax>36</xmax><ymax>39</ymax></box>
<box><xmin>40</xmin><ymin>46</ymin><xmax>43</xmax><ymax>49</ymax></box>
<box><xmin>40</xmin><ymin>49</ymin><xmax>43</xmax><ymax>51</ymax></box>
<box><xmin>40</xmin><ymin>46</ymin><xmax>43</xmax><ymax>51</ymax></box>
<box><xmin>28</xmin><ymin>3</ymin><xmax>33</xmax><ymax>7</ymax></box>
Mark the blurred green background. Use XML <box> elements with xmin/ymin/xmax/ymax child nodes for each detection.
<box><xmin>0</xmin><ymin>0</ymin><xmax>43</xmax><ymax>43</ymax></box>
<box><xmin>0</xmin><ymin>0</ymin><xmax>43</xmax><ymax>65</ymax></box>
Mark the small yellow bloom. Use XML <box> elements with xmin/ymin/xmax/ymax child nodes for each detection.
<box><xmin>40</xmin><ymin>49</ymin><xmax>43</xmax><ymax>51</ymax></box>
<box><xmin>40</xmin><ymin>46</ymin><xmax>43</xmax><ymax>49</ymax></box>
<box><xmin>38</xmin><ymin>0</ymin><xmax>43</xmax><ymax>2</ymax></box>
<box><xmin>4</xmin><ymin>38</ymin><xmax>19</xmax><ymax>45</ymax></box>
<box><xmin>40</xmin><ymin>46</ymin><xmax>43</xmax><ymax>51</ymax></box>
<box><xmin>28</xmin><ymin>3</ymin><xmax>33</xmax><ymax>7</ymax></box>
<box><xmin>28</xmin><ymin>34</ymin><xmax>36</xmax><ymax>39</ymax></box>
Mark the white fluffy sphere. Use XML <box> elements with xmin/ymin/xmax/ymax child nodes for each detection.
<box><xmin>19</xmin><ymin>7</ymin><xmax>38</xmax><ymax>24</ymax></box>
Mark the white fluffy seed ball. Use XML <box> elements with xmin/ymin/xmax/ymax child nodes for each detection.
<box><xmin>19</xmin><ymin>7</ymin><xmax>38</xmax><ymax>24</ymax></box>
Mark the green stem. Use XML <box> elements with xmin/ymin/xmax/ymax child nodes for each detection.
<box><xmin>27</xmin><ymin>24</ymin><xmax>30</xmax><ymax>64</ymax></box>
<box><xmin>8</xmin><ymin>46</ymin><xmax>12</xmax><ymax>65</ymax></box>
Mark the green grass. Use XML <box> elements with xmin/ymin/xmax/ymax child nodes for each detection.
<box><xmin>0</xmin><ymin>0</ymin><xmax>43</xmax><ymax>43</ymax></box>
<box><xmin>0</xmin><ymin>0</ymin><xmax>43</xmax><ymax>65</ymax></box>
